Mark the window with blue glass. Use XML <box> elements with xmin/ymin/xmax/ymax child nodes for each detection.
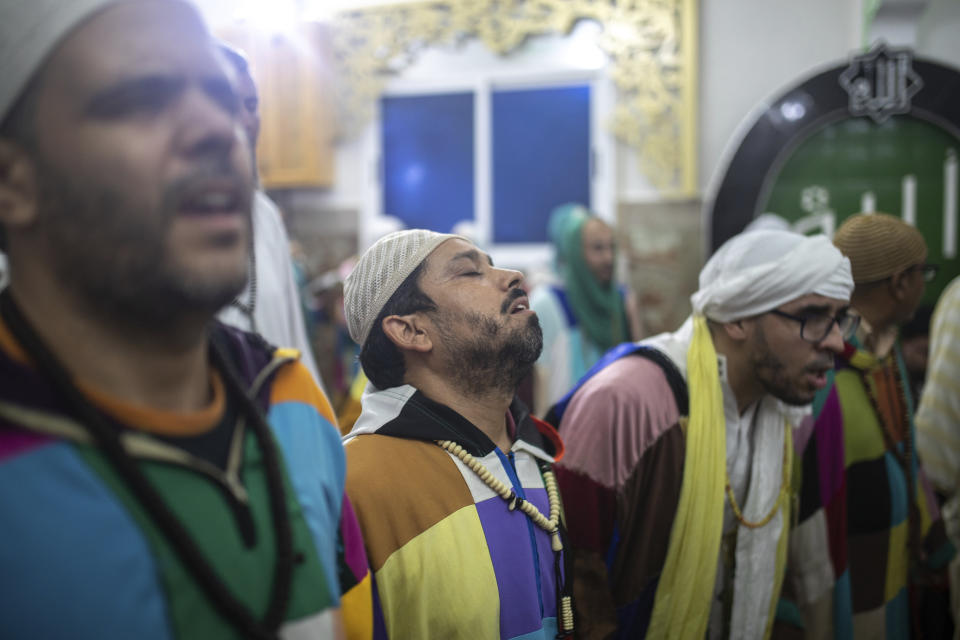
<box><xmin>380</xmin><ymin>84</ymin><xmax>592</xmax><ymax>243</ymax></box>
<box><xmin>492</xmin><ymin>85</ymin><xmax>591</xmax><ymax>243</ymax></box>
<box><xmin>381</xmin><ymin>92</ymin><xmax>475</xmax><ymax>233</ymax></box>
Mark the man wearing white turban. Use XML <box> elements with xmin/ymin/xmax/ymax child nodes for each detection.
<box><xmin>550</xmin><ymin>229</ymin><xmax>855</xmax><ymax>639</ymax></box>
<box><xmin>0</xmin><ymin>1</ymin><xmax>371</xmax><ymax>638</ymax></box>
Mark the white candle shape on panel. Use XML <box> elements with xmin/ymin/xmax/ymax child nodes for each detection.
<box><xmin>946</xmin><ymin>148</ymin><xmax>958</xmax><ymax>259</ymax></box>
<box><xmin>861</xmin><ymin>191</ymin><xmax>876</xmax><ymax>214</ymax></box>
<box><xmin>902</xmin><ymin>175</ymin><xmax>917</xmax><ymax>226</ymax></box>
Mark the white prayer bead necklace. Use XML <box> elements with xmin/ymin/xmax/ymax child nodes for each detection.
<box><xmin>436</xmin><ymin>439</ymin><xmax>575</xmax><ymax>635</ymax></box>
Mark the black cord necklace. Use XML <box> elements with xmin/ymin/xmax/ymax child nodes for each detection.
<box><xmin>230</xmin><ymin>239</ymin><xmax>259</xmax><ymax>334</ymax></box>
<box><xmin>0</xmin><ymin>291</ymin><xmax>293</xmax><ymax>638</ymax></box>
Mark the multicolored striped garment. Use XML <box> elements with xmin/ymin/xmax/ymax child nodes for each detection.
<box><xmin>917</xmin><ymin>276</ymin><xmax>960</xmax><ymax>495</ymax></box>
<box><xmin>554</xmin><ymin>333</ymin><xmax>793</xmax><ymax>640</ymax></box>
<box><xmin>551</xmin><ymin>347</ymin><xmax>686</xmax><ymax>639</ymax></box>
<box><xmin>916</xmin><ymin>276</ymin><xmax>960</xmax><ymax>632</ymax></box>
<box><xmin>784</xmin><ymin>339</ymin><xmax>955</xmax><ymax>639</ymax></box>
<box><xmin>0</xmin><ymin>321</ymin><xmax>374</xmax><ymax>639</ymax></box>
<box><xmin>343</xmin><ymin>384</ymin><xmax>570</xmax><ymax>640</ymax></box>
<box><xmin>529</xmin><ymin>284</ymin><xmax>633</xmax><ymax>417</ymax></box>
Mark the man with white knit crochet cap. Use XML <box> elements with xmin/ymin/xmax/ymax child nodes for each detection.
<box><xmin>0</xmin><ymin>1</ymin><xmax>372</xmax><ymax>638</ymax></box>
<box><xmin>550</xmin><ymin>229</ymin><xmax>854</xmax><ymax>639</ymax></box>
<box><xmin>341</xmin><ymin>229</ymin><xmax>576</xmax><ymax>639</ymax></box>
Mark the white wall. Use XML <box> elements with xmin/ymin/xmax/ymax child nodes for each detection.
<box><xmin>917</xmin><ymin>0</ymin><xmax>960</xmax><ymax>67</ymax></box>
<box><xmin>698</xmin><ymin>0</ymin><xmax>862</xmax><ymax>194</ymax></box>
<box><xmin>700</xmin><ymin>0</ymin><xmax>960</xmax><ymax>197</ymax></box>
<box><xmin>195</xmin><ymin>0</ymin><xmax>415</xmax><ymax>27</ymax></box>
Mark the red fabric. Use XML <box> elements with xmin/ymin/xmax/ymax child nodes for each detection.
<box><xmin>825</xmin><ymin>474</ymin><xmax>849</xmax><ymax>574</ymax></box>
<box><xmin>555</xmin><ymin>466</ymin><xmax>616</xmax><ymax>553</ymax></box>
<box><xmin>842</xmin><ymin>341</ymin><xmax>857</xmax><ymax>360</ymax></box>
<box><xmin>531</xmin><ymin>415</ymin><xmax>565</xmax><ymax>462</ymax></box>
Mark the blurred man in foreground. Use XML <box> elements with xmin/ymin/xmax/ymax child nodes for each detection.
<box><xmin>0</xmin><ymin>1</ymin><xmax>370</xmax><ymax>637</ymax></box>
<box><xmin>917</xmin><ymin>275</ymin><xmax>960</xmax><ymax>638</ymax></box>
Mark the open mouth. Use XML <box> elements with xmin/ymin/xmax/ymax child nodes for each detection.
<box><xmin>508</xmin><ymin>296</ymin><xmax>530</xmax><ymax>314</ymax></box>
<box><xmin>806</xmin><ymin>366</ymin><xmax>830</xmax><ymax>389</ymax></box>
<box><xmin>178</xmin><ymin>180</ymin><xmax>246</xmax><ymax>217</ymax></box>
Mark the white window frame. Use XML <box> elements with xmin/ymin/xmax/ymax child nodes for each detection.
<box><xmin>360</xmin><ymin>68</ymin><xmax>616</xmax><ymax>271</ymax></box>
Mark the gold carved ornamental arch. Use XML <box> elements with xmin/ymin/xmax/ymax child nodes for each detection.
<box><xmin>331</xmin><ymin>0</ymin><xmax>698</xmax><ymax>196</ymax></box>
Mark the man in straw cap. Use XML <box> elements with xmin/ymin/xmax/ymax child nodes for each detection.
<box><xmin>549</xmin><ymin>229</ymin><xmax>855</xmax><ymax>639</ymax></box>
<box><xmin>0</xmin><ymin>1</ymin><xmax>372</xmax><ymax>637</ymax></box>
<box><xmin>341</xmin><ymin>229</ymin><xmax>575</xmax><ymax>639</ymax></box>
<box><xmin>784</xmin><ymin>213</ymin><xmax>953</xmax><ymax>638</ymax></box>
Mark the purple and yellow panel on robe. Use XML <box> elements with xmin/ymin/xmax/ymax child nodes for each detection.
<box><xmin>346</xmin><ymin>434</ymin><xmax>561</xmax><ymax>640</ymax></box>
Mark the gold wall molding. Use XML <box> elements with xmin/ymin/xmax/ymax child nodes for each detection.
<box><xmin>331</xmin><ymin>0</ymin><xmax>698</xmax><ymax>196</ymax></box>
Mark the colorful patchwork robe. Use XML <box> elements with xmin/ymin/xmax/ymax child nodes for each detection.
<box><xmin>0</xmin><ymin>321</ymin><xmax>375</xmax><ymax>639</ymax></box>
<box><xmin>783</xmin><ymin>340</ymin><xmax>954</xmax><ymax>639</ymax></box>
<box><xmin>343</xmin><ymin>385</ymin><xmax>571</xmax><ymax>640</ymax></box>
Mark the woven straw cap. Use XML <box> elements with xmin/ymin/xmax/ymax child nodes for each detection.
<box><xmin>833</xmin><ymin>213</ymin><xmax>927</xmax><ymax>284</ymax></box>
<box><xmin>344</xmin><ymin>230</ymin><xmax>464</xmax><ymax>346</ymax></box>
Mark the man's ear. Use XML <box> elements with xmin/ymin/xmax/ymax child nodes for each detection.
<box><xmin>381</xmin><ymin>313</ymin><xmax>433</xmax><ymax>354</ymax></box>
<box><xmin>887</xmin><ymin>269</ymin><xmax>913</xmax><ymax>302</ymax></box>
<box><xmin>0</xmin><ymin>140</ymin><xmax>38</xmax><ymax>231</ymax></box>
<box><xmin>722</xmin><ymin>318</ymin><xmax>749</xmax><ymax>342</ymax></box>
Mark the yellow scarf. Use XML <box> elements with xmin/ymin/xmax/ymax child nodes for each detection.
<box><xmin>646</xmin><ymin>314</ymin><xmax>727</xmax><ymax>639</ymax></box>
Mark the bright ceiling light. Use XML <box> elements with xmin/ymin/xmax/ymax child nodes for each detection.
<box><xmin>233</xmin><ymin>0</ymin><xmax>300</xmax><ymax>34</ymax></box>
<box><xmin>232</xmin><ymin>0</ymin><xmax>347</xmax><ymax>31</ymax></box>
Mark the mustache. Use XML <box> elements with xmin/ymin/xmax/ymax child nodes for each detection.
<box><xmin>500</xmin><ymin>287</ymin><xmax>526</xmax><ymax>315</ymax></box>
<box><xmin>805</xmin><ymin>357</ymin><xmax>835</xmax><ymax>373</ymax></box>
<box><xmin>164</xmin><ymin>165</ymin><xmax>252</xmax><ymax>211</ymax></box>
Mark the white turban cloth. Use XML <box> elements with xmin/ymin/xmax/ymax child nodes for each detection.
<box><xmin>691</xmin><ymin>230</ymin><xmax>853</xmax><ymax>323</ymax></box>
<box><xmin>0</xmin><ymin>0</ymin><xmax>129</xmax><ymax>122</ymax></box>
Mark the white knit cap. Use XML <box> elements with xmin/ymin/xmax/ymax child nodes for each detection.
<box><xmin>344</xmin><ymin>229</ymin><xmax>466</xmax><ymax>346</ymax></box>
<box><xmin>691</xmin><ymin>230</ymin><xmax>853</xmax><ymax>322</ymax></box>
<box><xmin>0</xmin><ymin>0</ymin><xmax>133</xmax><ymax>123</ymax></box>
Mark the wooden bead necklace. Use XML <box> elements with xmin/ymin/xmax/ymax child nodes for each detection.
<box><xmin>724</xmin><ymin>422</ymin><xmax>791</xmax><ymax>530</ymax></box>
<box><xmin>858</xmin><ymin>354</ymin><xmax>923</xmax><ymax>564</ymax></box>
<box><xmin>436</xmin><ymin>439</ymin><xmax>575</xmax><ymax>636</ymax></box>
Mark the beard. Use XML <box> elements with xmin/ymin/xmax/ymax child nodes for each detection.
<box><xmin>431</xmin><ymin>303</ymin><xmax>543</xmax><ymax>398</ymax></box>
<box><xmin>750</xmin><ymin>322</ymin><xmax>829</xmax><ymax>406</ymax></box>
<box><xmin>32</xmin><ymin>153</ymin><xmax>250</xmax><ymax>329</ymax></box>
<box><xmin>752</xmin><ymin>349</ymin><xmax>813</xmax><ymax>406</ymax></box>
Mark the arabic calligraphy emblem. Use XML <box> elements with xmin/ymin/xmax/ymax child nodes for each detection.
<box><xmin>839</xmin><ymin>41</ymin><xmax>923</xmax><ymax>123</ymax></box>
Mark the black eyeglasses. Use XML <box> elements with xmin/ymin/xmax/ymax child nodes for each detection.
<box><xmin>906</xmin><ymin>263</ymin><xmax>939</xmax><ymax>283</ymax></box>
<box><xmin>768</xmin><ymin>309</ymin><xmax>860</xmax><ymax>343</ymax></box>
